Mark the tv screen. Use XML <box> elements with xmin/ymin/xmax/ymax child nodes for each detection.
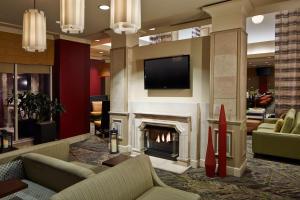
<box><xmin>256</xmin><ymin>67</ymin><xmax>273</xmax><ymax>76</ymax></box>
<box><xmin>144</xmin><ymin>55</ymin><xmax>190</xmax><ymax>89</ymax></box>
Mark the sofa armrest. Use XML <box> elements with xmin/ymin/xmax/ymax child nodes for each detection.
<box><xmin>263</xmin><ymin>118</ymin><xmax>279</xmax><ymax>124</ymax></box>
<box><xmin>21</xmin><ymin>153</ymin><xmax>95</xmax><ymax>192</ymax></box>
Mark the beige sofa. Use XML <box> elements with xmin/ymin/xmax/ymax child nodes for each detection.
<box><xmin>0</xmin><ymin>139</ymin><xmax>108</xmax><ymax>173</ymax></box>
<box><xmin>51</xmin><ymin>154</ymin><xmax>200</xmax><ymax>200</ymax></box>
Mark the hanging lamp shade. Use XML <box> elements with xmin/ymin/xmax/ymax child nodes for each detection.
<box><xmin>60</xmin><ymin>0</ymin><xmax>85</xmax><ymax>34</ymax></box>
<box><xmin>110</xmin><ymin>0</ymin><xmax>141</xmax><ymax>34</ymax></box>
<box><xmin>22</xmin><ymin>9</ymin><xmax>47</xmax><ymax>52</ymax></box>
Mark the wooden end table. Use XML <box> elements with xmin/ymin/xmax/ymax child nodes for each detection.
<box><xmin>102</xmin><ymin>154</ymin><xmax>130</xmax><ymax>167</ymax></box>
<box><xmin>0</xmin><ymin>179</ymin><xmax>28</xmax><ymax>198</ymax></box>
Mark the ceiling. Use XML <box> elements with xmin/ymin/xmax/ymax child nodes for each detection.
<box><xmin>0</xmin><ymin>0</ymin><xmax>288</xmax><ymax>40</ymax></box>
<box><xmin>247</xmin><ymin>12</ymin><xmax>275</xmax><ymax>43</ymax></box>
<box><xmin>248</xmin><ymin>56</ymin><xmax>274</xmax><ymax>68</ymax></box>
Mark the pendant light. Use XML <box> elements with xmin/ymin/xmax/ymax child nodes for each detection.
<box><xmin>60</xmin><ymin>0</ymin><xmax>85</xmax><ymax>34</ymax></box>
<box><xmin>252</xmin><ymin>15</ymin><xmax>264</xmax><ymax>24</ymax></box>
<box><xmin>110</xmin><ymin>0</ymin><xmax>141</xmax><ymax>35</ymax></box>
<box><xmin>22</xmin><ymin>0</ymin><xmax>47</xmax><ymax>52</ymax></box>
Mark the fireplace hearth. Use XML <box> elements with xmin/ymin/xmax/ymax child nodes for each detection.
<box><xmin>144</xmin><ymin>125</ymin><xmax>179</xmax><ymax>161</ymax></box>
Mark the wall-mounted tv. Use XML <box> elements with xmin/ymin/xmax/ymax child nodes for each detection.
<box><xmin>144</xmin><ymin>55</ymin><xmax>190</xmax><ymax>89</ymax></box>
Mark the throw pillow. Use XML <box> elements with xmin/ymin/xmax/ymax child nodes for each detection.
<box><xmin>0</xmin><ymin>160</ymin><xmax>24</xmax><ymax>181</ymax></box>
<box><xmin>281</xmin><ymin>108</ymin><xmax>296</xmax><ymax>133</ymax></box>
<box><xmin>274</xmin><ymin>119</ymin><xmax>284</xmax><ymax>132</ymax></box>
<box><xmin>291</xmin><ymin>123</ymin><xmax>300</xmax><ymax>134</ymax></box>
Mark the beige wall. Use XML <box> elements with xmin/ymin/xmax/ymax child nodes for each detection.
<box><xmin>129</xmin><ymin>37</ymin><xmax>210</xmax><ymax>102</ymax></box>
<box><xmin>128</xmin><ymin>37</ymin><xmax>211</xmax><ymax>166</ymax></box>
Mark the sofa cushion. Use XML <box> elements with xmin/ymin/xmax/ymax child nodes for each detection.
<box><xmin>137</xmin><ymin>186</ymin><xmax>200</xmax><ymax>200</ymax></box>
<box><xmin>50</xmin><ymin>155</ymin><xmax>155</xmax><ymax>200</ymax></box>
<box><xmin>258</xmin><ymin>123</ymin><xmax>276</xmax><ymax>130</ymax></box>
<box><xmin>281</xmin><ymin>109</ymin><xmax>296</xmax><ymax>133</ymax></box>
<box><xmin>291</xmin><ymin>112</ymin><xmax>300</xmax><ymax>134</ymax></box>
<box><xmin>21</xmin><ymin>153</ymin><xmax>95</xmax><ymax>192</ymax></box>
<box><xmin>0</xmin><ymin>160</ymin><xmax>24</xmax><ymax>181</ymax></box>
<box><xmin>274</xmin><ymin>119</ymin><xmax>284</xmax><ymax>132</ymax></box>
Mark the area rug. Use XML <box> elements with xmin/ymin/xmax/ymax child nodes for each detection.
<box><xmin>70</xmin><ymin>135</ymin><xmax>300</xmax><ymax>200</ymax></box>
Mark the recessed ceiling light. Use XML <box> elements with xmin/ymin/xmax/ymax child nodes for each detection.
<box><xmin>265</xmin><ymin>61</ymin><xmax>269</xmax><ymax>64</ymax></box>
<box><xmin>99</xmin><ymin>5</ymin><xmax>110</xmax><ymax>10</ymax></box>
<box><xmin>149</xmin><ymin>28</ymin><xmax>156</xmax><ymax>31</ymax></box>
<box><xmin>103</xmin><ymin>43</ymin><xmax>111</xmax><ymax>47</ymax></box>
<box><xmin>95</xmin><ymin>39</ymin><xmax>100</xmax><ymax>42</ymax></box>
<box><xmin>252</xmin><ymin>15</ymin><xmax>264</xmax><ymax>24</ymax></box>
<box><xmin>99</xmin><ymin>51</ymin><xmax>104</xmax><ymax>54</ymax></box>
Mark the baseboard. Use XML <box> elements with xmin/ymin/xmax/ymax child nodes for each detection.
<box><xmin>200</xmin><ymin>158</ymin><xmax>247</xmax><ymax>177</ymax></box>
<box><xmin>190</xmin><ymin>159</ymin><xmax>199</xmax><ymax>168</ymax></box>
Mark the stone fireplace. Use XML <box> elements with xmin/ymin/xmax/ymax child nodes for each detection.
<box><xmin>143</xmin><ymin>125</ymin><xmax>179</xmax><ymax>161</ymax></box>
<box><xmin>132</xmin><ymin>112</ymin><xmax>192</xmax><ymax>166</ymax></box>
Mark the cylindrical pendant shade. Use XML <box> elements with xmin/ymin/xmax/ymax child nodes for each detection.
<box><xmin>110</xmin><ymin>0</ymin><xmax>141</xmax><ymax>34</ymax></box>
<box><xmin>60</xmin><ymin>0</ymin><xmax>85</xmax><ymax>34</ymax></box>
<box><xmin>22</xmin><ymin>9</ymin><xmax>47</xmax><ymax>52</ymax></box>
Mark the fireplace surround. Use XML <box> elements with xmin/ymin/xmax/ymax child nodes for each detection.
<box><xmin>132</xmin><ymin>112</ymin><xmax>192</xmax><ymax>166</ymax></box>
<box><xmin>144</xmin><ymin>125</ymin><xmax>179</xmax><ymax>161</ymax></box>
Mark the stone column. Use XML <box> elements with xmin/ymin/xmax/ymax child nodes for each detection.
<box><xmin>203</xmin><ymin>0</ymin><xmax>252</xmax><ymax>177</ymax></box>
<box><xmin>109</xmin><ymin>32</ymin><xmax>139</xmax><ymax>152</ymax></box>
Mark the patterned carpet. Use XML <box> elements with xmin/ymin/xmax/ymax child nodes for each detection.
<box><xmin>70</xmin><ymin>136</ymin><xmax>300</xmax><ymax>200</ymax></box>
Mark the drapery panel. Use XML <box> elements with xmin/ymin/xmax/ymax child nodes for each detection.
<box><xmin>275</xmin><ymin>9</ymin><xmax>300</xmax><ymax>116</ymax></box>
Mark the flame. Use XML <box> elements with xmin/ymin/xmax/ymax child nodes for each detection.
<box><xmin>166</xmin><ymin>132</ymin><xmax>171</xmax><ymax>142</ymax></box>
<box><xmin>156</xmin><ymin>135</ymin><xmax>161</xmax><ymax>143</ymax></box>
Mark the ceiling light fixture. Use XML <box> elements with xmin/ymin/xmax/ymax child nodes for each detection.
<box><xmin>149</xmin><ymin>28</ymin><xmax>156</xmax><ymax>31</ymax></box>
<box><xmin>99</xmin><ymin>5</ymin><xmax>110</xmax><ymax>10</ymax></box>
<box><xmin>60</xmin><ymin>0</ymin><xmax>85</xmax><ymax>34</ymax></box>
<box><xmin>110</xmin><ymin>0</ymin><xmax>141</xmax><ymax>34</ymax></box>
<box><xmin>95</xmin><ymin>39</ymin><xmax>100</xmax><ymax>42</ymax></box>
<box><xmin>22</xmin><ymin>0</ymin><xmax>47</xmax><ymax>52</ymax></box>
<box><xmin>251</xmin><ymin>15</ymin><xmax>264</xmax><ymax>24</ymax></box>
<box><xmin>99</xmin><ymin>51</ymin><xmax>104</xmax><ymax>54</ymax></box>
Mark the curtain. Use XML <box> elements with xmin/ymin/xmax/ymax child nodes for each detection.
<box><xmin>275</xmin><ymin>9</ymin><xmax>300</xmax><ymax>116</ymax></box>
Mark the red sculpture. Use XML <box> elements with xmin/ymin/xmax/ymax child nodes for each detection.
<box><xmin>205</xmin><ymin>126</ymin><xmax>216</xmax><ymax>177</ymax></box>
<box><xmin>218</xmin><ymin>104</ymin><xmax>227</xmax><ymax>177</ymax></box>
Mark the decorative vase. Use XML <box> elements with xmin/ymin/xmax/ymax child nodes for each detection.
<box><xmin>218</xmin><ymin>104</ymin><xmax>227</xmax><ymax>177</ymax></box>
<box><xmin>205</xmin><ymin>126</ymin><xmax>216</xmax><ymax>177</ymax></box>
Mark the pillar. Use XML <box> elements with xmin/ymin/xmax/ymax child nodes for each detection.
<box><xmin>203</xmin><ymin>0</ymin><xmax>252</xmax><ymax>177</ymax></box>
<box><xmin>109</xmin><ymin>32</ymin><xmax>139</xmax><ymax>152</ymax></box>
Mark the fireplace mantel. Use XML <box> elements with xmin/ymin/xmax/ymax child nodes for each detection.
<box><xmin>134</xmin><ymin>112</ymin><xmax>191</xmax><ymax>124</ymax></box>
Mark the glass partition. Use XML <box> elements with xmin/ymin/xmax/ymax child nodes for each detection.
<box><xmin>0</xmin><ymin>64</ymin><xmax>51</xmax><ymax>141</ymax></box>
<box><xmin>17</xmin><ymin>65</ymin><xmax>51</xmax><ymax>139</ymax></box>
<box><xmin>0</xmin><ymin>63</ymin><xmax>15</xmax><ymax>138</ymax></box>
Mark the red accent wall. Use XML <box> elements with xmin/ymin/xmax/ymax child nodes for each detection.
<box><xmin>54</xmin><ymin>39</ymin><xmax>90</xmax><ymax>139</ymax></box>
<box><xmin>90</xmin><ymin>60</ymin><xmax>102</xmax><ymax>96</ymax></box>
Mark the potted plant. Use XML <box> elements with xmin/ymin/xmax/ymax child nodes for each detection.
<box><xmin>8</xmin><ymin>91</ymin><xmax>64</xmax><ymax>144</ymax></box>
<box><xmin>8</xmin><ymin>92</ymin><xmax>37</xmax><ymax>139</ymax></box>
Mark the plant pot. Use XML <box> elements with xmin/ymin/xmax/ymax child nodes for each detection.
<box><xmin>33</xmin><ymin>121</ymin><xmax>57</xmax><ymax>145</ymax></box>
<box><xmin>18</xmin><ymin>119</ymin><xmax>36</xmax><ymax>139</ymax></box>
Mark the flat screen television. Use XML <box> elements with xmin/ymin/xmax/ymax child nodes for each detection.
<box><xmin>144</xmin><ymin>55</ymin><xmax>190</xmax><ymax>89</ymax></box>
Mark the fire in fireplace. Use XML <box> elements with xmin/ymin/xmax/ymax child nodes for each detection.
<box><xmin>144</xmin><ymin>125</ymin><xmax>179</xmax><ymax>161</ymax></box>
